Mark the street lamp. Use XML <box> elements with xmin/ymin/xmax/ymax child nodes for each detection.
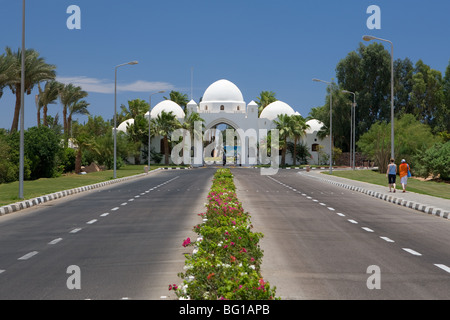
<box><xmin>342</xmin><ymin>90</ymin><xmax>356</xmax><ymax>170</ymax></box>
<box><xmin>363</xmin><ymin>35</ymin><xmax>395</xmax><ymax>160</ymax></box>
<box><xmin>313</xmin><ymin>78</ymin><xmax>334</xmax><ymax>174</ymax></box>
<box><xmin>19</xmin><ymin>0</ymin><xmax>26</xmax><ymax>199</ymax></box>
<box><xmin>114</xmin><ymin>60</ymin><xmax>138</xmax><ymax>179</ymax></box>
<box><xmin>148</xmin><ymin>90</ymin><xmax>165</xmax><ymax>170</ymax></box>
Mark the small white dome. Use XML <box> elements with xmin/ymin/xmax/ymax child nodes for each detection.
<box><xmin>202</xmin><ymin>79</ymin><xmax>244</xmax><ymax>102</ymax></box>
<box><xmin>117</xmin><ymin>119</ymin><xmax>134</xmax><ymax>133</ymax></box>
<box><xmin>306</xmin><ymin>119</ymin><xmax>325</xmax><ymax>134</ymax></box>
<box><xmin>150</xmin><ymin>100</ymin><xmax>185</xmax><ymax>119</ymax></box>
<box><xmin>259</xmin><ymin>101</ymin><xmax>296</xmax><ymax>121</ymax></box>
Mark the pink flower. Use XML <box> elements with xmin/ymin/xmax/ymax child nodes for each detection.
<box><xmin>182</xmin><ymin>237</ymin><xmax>191</xmax><ymax>247</ymax></box>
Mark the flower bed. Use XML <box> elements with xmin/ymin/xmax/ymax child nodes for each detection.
<box><xmin>171</xmin><ymin>168</ymin><xmax>277</xmax><ymax>300</ymax></box>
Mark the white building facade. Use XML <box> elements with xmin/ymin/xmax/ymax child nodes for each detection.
<box><xmin>118</xmin><ymin>79</ymin><xmax>330</xmax><ymax>166</ymax></box>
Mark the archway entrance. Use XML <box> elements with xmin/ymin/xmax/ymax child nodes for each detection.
<box><xmin>203</xmin><ymin>122</ymin><xmax>241</xmax><ymax>166</ymax></box>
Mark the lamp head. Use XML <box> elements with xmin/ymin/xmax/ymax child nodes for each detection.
<box><xmin>128</xmin><ymin>61</ymin><xmax>139</xmax><ymax>65</ymax></box>
<box><xmin>363</xmin><ymin>35</ymin><xmax>375</xmax><ymax>41</ymax></box>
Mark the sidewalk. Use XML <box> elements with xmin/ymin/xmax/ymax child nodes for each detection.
<box><xmin>299</xmin><ymin>169</ymin><xmax>450</xmax><ymax>220</ymax></box>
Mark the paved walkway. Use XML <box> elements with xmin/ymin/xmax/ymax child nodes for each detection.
<box><xmin>298</xmin><ymin>169</ymin><xmax>450</xmax><ymax>221</ymax></box>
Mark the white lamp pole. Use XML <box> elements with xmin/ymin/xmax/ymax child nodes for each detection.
<box><xmin>19</xmin><ymin>0</ymin><xmax>26</xmax><ymax>199</ymax></box>
<box><xmin>148</xmin><ymin>90</ymin><xmax>165</xmax><ymax>170</ymax></box>
<box><xmin>342</xmin><ymin>90</ymin><xmax>356</xmax><ymax>169</ymax></box>
<box><xmin>363</xmin><ymin>35</ymin><xmax>395</xmax><ymax>160</ymax></box>
<box><xmin>114</xmin><ymin>61</ymin><xmax>138</xmax><ymax>179</ymax></box>
<box><xmin>313</xmin><ymin>78</ymin><xmax>333</xmax><ymax>174</ymax></box>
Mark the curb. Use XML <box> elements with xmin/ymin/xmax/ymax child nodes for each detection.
<box><xmin>0</xmin><ymin>168</ymin><xmax>173</xmax><ymax>217</ymax></box>
<box><xmin>299</xmin><ymin>172</ymin><xmax>450</xmax><ymax>221</ymax></box>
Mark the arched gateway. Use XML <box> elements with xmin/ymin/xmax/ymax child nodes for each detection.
<box><xmin>117</xmin><ymin>79</ymin><xmax>329</xmax><ymax>166</ymax></box>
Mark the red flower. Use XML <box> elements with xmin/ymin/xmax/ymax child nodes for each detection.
<box><xmin>182</xmin><ymin>237</ymin><xmax>191</xmax><ymax>247</ymax></box>
<box><xmin>207</xmin><ymin>273</ymin><xmax>215</xmax><ymax>280</ymax></box>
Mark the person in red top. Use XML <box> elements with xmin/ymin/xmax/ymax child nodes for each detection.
<box><xmin>399</xmin><ymin>159</ymin><xmax>411</xmax><ymax>193</ymax></box>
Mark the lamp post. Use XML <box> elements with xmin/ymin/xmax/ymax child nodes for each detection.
<box><xmin>148</xmin><ymin>90</ymin><xmax>165</xmax><ymax>170</ymax></box>
<box><xmin>313</xmin><ymin>78</ymin><xmax>334</xmax><ymax>174</ymax></box>
<box><xmin>342</xmin><ymin>90</ymin><xmax>356</xmax><ymax>170</ymax></box>
<box><xmin>19</xmin><ymin>0</ymin><xmax>26</xmax><ymax>199</ymax></box>
<box><xmin>363</xmin><ymin>35</ymin><xmax>395</xmax><ymax>160</ymax></box>
<box><xmin>114</xmin><ymin>61</ymin><xmax>138</xmax><ymax>179</ymax></box>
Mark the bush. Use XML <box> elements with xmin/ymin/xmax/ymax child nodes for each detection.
<box><xmin>413</xmin><ymin>141</ymin><xmax>450</xmax><ymax>180</ymax></box>
<box><xmin>173</xmin><ymin>169</ymin><xmax>277</xmax><ymax>300</ymax></box>
<box><xmin>24</xmin><ymin>126</ymin><xmax>61</xmax><ymax>179</ymax></box>
<box><xmin>0</xmin><ymin>131</ymin><xmax>31</xmax><ymax>183</ymax></box>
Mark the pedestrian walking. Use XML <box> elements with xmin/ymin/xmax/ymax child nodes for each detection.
<box><xmin>399</xmin><ymin>159</ymin><xmax>411</xmax><ymax>193</ymax></box>
<box><xmin>386</xmin><ymin>158</ymin><xmax>397</xmax><ymax>193</ymax></box>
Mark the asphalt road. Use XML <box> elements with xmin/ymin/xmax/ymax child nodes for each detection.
<box><xmin>0</xmin><ymin>168</ymin><xmax>214</xmax><ymax>300</ymax></box>
<box><xmin>232</xmin><ymin>168</ymin><xmax>450</xmax><ymax>300</ymax></box>
<box><xmin>1</xmin><ymin>167</ymin><xmax>448</xmax><ymax>300</ymax></box>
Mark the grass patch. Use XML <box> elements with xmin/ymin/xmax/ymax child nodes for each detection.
<box><xmin>323</xmin><ymin>170</ymin><xmax>450</xmax><ymax>200</ymax></box>
<box><xmin>0</xmin><ymin>164</ymin><xmax>182</xmax><ymax>206</ymax></box>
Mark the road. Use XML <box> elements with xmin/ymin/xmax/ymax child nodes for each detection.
<box><xmin>0</xmin><ymin>167</ymin><xmax>448</xmax><ymax>300</ymax></box>
<box><xmin>0</xmin><ymin>168</ymin><xmax>214</xmax><ymax>300</ymax></box>
<box><xmin>232</xmin><ymin>168</ymin><xmax>450</xmax><ymax>300</ymax></box>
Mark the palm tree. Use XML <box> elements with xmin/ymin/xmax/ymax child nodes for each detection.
<box><xmin>118</xmin><ymin>99</ymin><xmax>149</xmax><ymax>123</ymax></box>
<box><xmin>151</xmin><ymin>111</ymin><xmax>181</xmax><ymax>165</ymax></box>
<box><xmin>5</xmin><ymin>47</ymin><xmax>56</xmax><ymax>133</ymax></box>
<box><xmin>273</xmin><ymin>114</ymin><xmax>293</xmax><ymax>167</ymax></box>
<box><xmin>36</xmin><ymin>80</ymin><xmax>63</xmax><ymax>127</ymax></box>
<box><xmin>59</xmin><ymin>83</ymin><xmax>88</xmax><ymax>137</ymax></box>
<box><xmin>290</xmin><ymin>115</ymin><xmax>310</xmax><ymax>166</ymax></box>
<box><xmin>164</xmin><ymin>91</ymin><xmax>189</xmax><ymax>112</ymax></box>
<box><xmin>67</xmin><ymin>100</ymin><xmax>90</xmax><ymax>137</ymax></box>
<box><xmin>71</xmin><ymin>122</ymin><xmax>98</xmax><ymax>174</ymax></box>
<box><xmin>0</xmin><ymin>53</ymin><xmax>14</xmax><ymax>101</ymax></box>
<box><xmin>180</xmin><ymin>110</ymin><xmax>204</xmax><ymax>163</ymax></box>
<box><xmin>256</xmin><ymin>91</ymin><xmax>277</xmax><ymax>116</ymax></box>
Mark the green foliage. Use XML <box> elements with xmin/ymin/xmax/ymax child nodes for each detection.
<box><xmin>59</xmin><ymin>147</ymin><xmax>76</xmax><ymax>173</ymax></box>
<box><xmin>413</xmin><ymin>142</ymin><xmax>450</xmax><ymax>180</ymax></box>
<box><xmin>287</xmin><ymin>142</ymin><xmax>311</xmax><ymax>165</ymax></box>
<box><xmin>357</xmin><ymin>114</ymin><xmax>438</xmax><ymax>173</ymax></box>
<box><xmin>255</xmin><ymin>91</ymin><xmax>277</xmax><ymax>116</ymax></box>
<box><xmin>174</xmin><ymin>169</ymin><xmax>277</xmax><ymax>300</ymax></box>
<box><xmin>24</xmin><ymin>126</ymin><xmax>61</xmax><ymax>179</ymax></box>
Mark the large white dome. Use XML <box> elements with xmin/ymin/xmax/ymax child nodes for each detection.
<box><xmin>148</xmin><ymin>100</ymin><xmax>185</xmax><ymax>119</ymax></box>
<box><xmin>259</xmin><ymin>101</ymin><xmax>296</xmax><ymax>121</ymax></box>
<box><xmin>306</xmin><ymin>119</ymin><xmax>325</xmax><ymax>134</ymax></box>
<box><xmin>202</xmin><ymin>79</ymin><xmax>244</xmax><ymax>102</ymax></box>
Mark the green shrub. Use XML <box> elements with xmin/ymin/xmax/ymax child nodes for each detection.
<box><xmin>414</xmin><ymin>141</ymin><xmax>450</xmax><ymax>180</ymax></box>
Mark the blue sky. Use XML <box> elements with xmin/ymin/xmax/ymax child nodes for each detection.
<box><xmin>1</xmin><ymin>0</ymin><xmax>449</xmax><ymax>130</ymax></box>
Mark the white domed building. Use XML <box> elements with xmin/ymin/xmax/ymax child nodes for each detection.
<box><xmin>117</xmin><ymin>79</ymin><xmax>329</xmax><ymax>166</ymax></box>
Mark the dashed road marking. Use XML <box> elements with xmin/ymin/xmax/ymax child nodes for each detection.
<box><xmin>402</xmin><ymin>248</ymin><xmax>422</xmax><ymax>256</ymax></box>
<box><xmin>70</xmin><ymin>228</ymin><xmax>82</xmax><ymax>233</ymax></box>
<box><xmin>48</xmin><ymin>238</ymin><xmax>63</xmax><ymax>245</ymax></box>
<box><xmin>380</xmin><ymin>236</ymin><xmax>395</xmax><ymax>243</ymax></box>
<box><xmin>348</xmin><ymin>219</ymin><xmax>358</xmax><ymax>224</ymax></box>
<box><xmin>111</xmin><ymin>207</ymin><xmax>119</xmax><ymax>211</ymax></box>
<box><xmin>434</xmin><ymin>264</ymin><xmax>450</xmax><ymax>273</ymax></box>
<box><xmin>336</xmin><ymin>213</ymin><xmax>345</xmax><ymax>217</ymax></box>
<box><xmin>87</xmin><ymin>219</ymin><xmax>97</xmax><ymax>225</ymax></box>
<box><xmin>18</xmin><ymin>251</ymin><xmax>38</xmax><ymax>260</ymax></box>
<box><xmin>362</xmin><ymin>227</ymin><xmax>374</xmax><ymax>233</ymax></box>
<box><xmin>100</xmin><ymin>213</ymin><xmax>109</xmax><ymax>217</ymax></box>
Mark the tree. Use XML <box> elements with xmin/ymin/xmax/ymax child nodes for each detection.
<box><xmin>164</xmin><ymin>91</ymin><xmax>189</xmax><ymax>112</ymax></box>
<box><xmin>59</xmin><ymin>83</ymin><xmax>88</xmax><ymax>138</ymax></box>
<box><xmin>71</xmin><ymin>122</ymin><xmax>98</xmax><ymax>174</ymax></box>
<box><xmin>179</xmin><ymin>110</ymin><xmax>204</xmax><ymax>164</ymax></box>
<box><xmin>126</xmin><ymin>114</ymin><xmax>149</xmax><ymax>165</ymax></box>
<box><xmin>5</xmin><ymin>47</ymin><xmax>56</xmax><ymax>133</ymax></box>
<box><xmin>24</xmin><ymin>126</ymin><xmax>61</xmax><ymax>179</ymax></box>
<box><xmin>357</xmin><ymin>114</ymin><xmax>438</xmax><ymax>174</ymax></box>
<box><xmin>290</xmin><ymin>114</ymin><xmax>309</xmax><ymax>166</ymax></box>
<box><xmin>67</xmin><ymin>100</ymin><xmax>90</xmax><ymax>137</ymax></box>
<box><xmin>151</xmin><ymin>111</ymin><xmax>181</xmax><ymax>165</ymax></box>
<box><xmin>273</xmin><ymin>114</ymin><xmax>293</xmax><ymax>167</ymax></box>
<box><xmin>413</xmin><ymin>142</ymin><xmax>450</xmax><ymax>181</ymax></box>
<box><xmin>118</xmin><ymin>99</ymin><xmax>149</xmax><ymax>123</ymax></box>
<box><xmin>37</xmin><ymin>80</ymin><xmax>63</xmax><ymax>127</ymax></box>
<box><xmin>255</xmin><ymin>91</ymin><xmax>277</xmax><ymax>116</ymax></box>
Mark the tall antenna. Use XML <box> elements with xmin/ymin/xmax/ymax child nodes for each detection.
<box><xmin>190</xmin><ymin>67</ymin><xmax>194</xmax><ymax>100</ymax></box>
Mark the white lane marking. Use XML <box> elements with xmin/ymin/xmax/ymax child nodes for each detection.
<box><xmin>70</xmin><ymin>228</ymin><xmax>82</xmax><ymax>233</ymax></box>
<box><xmin>307</xmin><ymin>196</ymin><xmax>312</xmax><ymax>199</ymax></box>
<box><xmin>134</xmin><ymin>195</ymin><xmax>140</xmax><ymax>198</ymax></box>
<box><xmin>121</xmin><ymin>202</ymin><xmax>127</xmax><ymax>206</ymax></box>
<box><xmin>337</xmin><ymin>213</ymin><xmax>345</xmax><ymax>217</ymax></box>
<box><xmin>434</xmin><ymin>264</ymin><xmax>450</xmax><ymax>273</ymax></box>
<box><xmin>111</xmin><ymin>207</ymin><xmax>119</xmax><ymax>211</ymax></box>
<box><xmin>140</xmin><ymin>193</ymin><xmax>145</xmax><ymax>195</ymax></box>
<box><xmin>48</xmin><ymin>238</ymin><xmax>63</xmax><ymax>245</ymax></box>
<box><xmin>301</xmin><ymin>194</ymin><xmax>307</xmax><ymax>196</ymax></box>
<box><xmin>0</xmin><ymin>270</ymin><xmax>5</xmax><ymax>274</ymax></box>
<box><xmin>402</xmin><ymin>248</ymin><xmax>422</xmax><ymax>256</ymax></box>
<box><xmin>87</xmin><ymin>219</ymin><xmax>97</xmax><ymax>225</ymax></box>
<box><xmin>348</xmin><ymin>219</ymin><xmax>358</xmax><ymax>224</ymax></box>
<box><xmin>128</xmin><ymin>199</ymin><xmax>134</xmax><ymax>202</ymax></box>
<box><xmin>312</xmin><ymin>199</ymin><xmax>318</xmax><ymax>202</ymax></box>
<box><xmin>362</xmin><ymin>227</ymin><xmax>374</xmax><ymax>233</ymax></box>
<box><xmin>18</xmin><ymin>251</ymin><xmax>38</xmax><ymax>260</ymax></box>
<box><xmin>100</xmin><ymin>213</ymin><xmax>109</xmax><ymax>217</ymax></box>
<box><xmin>380</xmin><ymin>236</ymin><xmax>395</xmax><ymax>243</ymax></box>
<box><xmin>160</xmin><ymin>296</ymin><xmax>167</xmax><ymax>299</ymax></box>
<box><xmin>327</xmin><ymin>207</ymin><xmax>335</xmax><ymax>211</ymax></box>
<box><xmin>319</xmin><ymin>203</ymin><xmax>326</xmax><ymax>206</ymax></box>
<box><xmin>121</xmin><ymin>297</ymin><xmax>130</xmax><ymax>300</ymax></box>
